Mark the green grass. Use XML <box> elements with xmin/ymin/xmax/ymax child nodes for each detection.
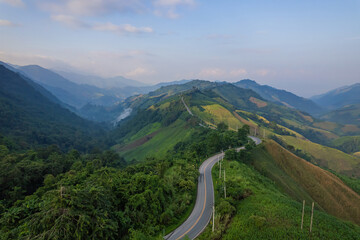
<box><xmin>280</xmin><ymin>135</ymin><xmax>360</xmax><ymax>177</ymax></box>
<box><xmin>192</xmin><ymin>104</ymin><xmax>242</xmax><ymax>130</ymax></box>
<box><xmin>261</xmin><ymin>141</ymin><xmax>360</xmax><ymax>224</ymax></box>
<box><xmin>197</xmin><ymin>152</ymin><xmax>360</xmax><ymax>240</ymax></box>
<box><xmin>332</xmin><ymin>172</ymin><xmax>360</xmax><ymax>195</ymax></box>
<box><xmin>124</xmin><ymin>122</ymin><xmax>161</xmax><ymax>144</ymax></box>
<box><xmin>120</xmin><ymin>119</ymin><xmax>196</xmax><ymax>161</ymax></box>
<box><xmin>252</xmin><ymin>145</ymin><xmax>315</xmax><ymax>205</ymax></box>
<box><xmin>332</xmin><ymin>135</ymin><xmax>360</xmax><ymax>154</ymax></box>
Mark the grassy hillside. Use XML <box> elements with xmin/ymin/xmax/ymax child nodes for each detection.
<box><xmin>263</xmin><ymin>140</ymin><xmax>360</xmax><ymax>224</ymax></box>
<box><xmin>199</xmin><ymin>148</ymin><xmax>360</xmax><ymax>239</ymax></box>
<box><xmin>114</xmin><ymin>119</ymin><xmax>197</xmax><ymax>162</ymax></box>
<box><xmin>192</xmin><ymin>104</ymin><xmax>242</xmax><ymax>129</ymax></box>
<box><xmin>235</xmin><ymin>79</ymin><xmax>323</xmax><ymax>115</ymax></box>
<box><xmin>321</xmin><ymin>103</ymin><xmax>360</xmax><ymax>125</ymax></box>
<box><xmin>279</xmin><ymin>135</ymin><xmax>360</xmax><ymax>177</ymax></box>
<box><xmin>332</xmin><ymin>135</ymin><xmax>360</xmax><ymax>154</ymax></box>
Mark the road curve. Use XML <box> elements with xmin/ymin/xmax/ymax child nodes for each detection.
<box><xmin>165</xmin><ymin>136</ymin><xmax>262</xmax><ymax>240</ymax></box>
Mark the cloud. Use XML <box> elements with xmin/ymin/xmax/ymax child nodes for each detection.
<box><xmin>153</xmin><ymin>0</ymin><xmax>196</xmax><ymax>19</ymax></box>
<box><xmin>0</xmin><ymin>19</ymin><xmax>19</xmax><ymax>27</ymax></box>
<box><xmin>0</xmin><ymin>0</ymin><xmax>24</xmax><ymax>7</ymax></box>
<box><xmin>126</xmin><ymin>67</ymin><xmax>155</xmax><ymax>77</ymax></box>
<box><xmin>51</xmin><ymin>15</ymin><xmax>89</xmax><ymax>28</ymax></box>
<box><xmin>0</xmin><ymin>51</ymin><xmax>76</xmax><ymax>72</ymax></box>
<box><xmin>230</xmin><ymin>69</ymin><xmax>247</xmax><ymax>77</ymax></box>
<box><xmin>154</xmin><ymin>0</ymin><xmax>195</xmax><ymax>6</ymax></box>
<box><xmin>38</xmin><ymin>0</ymin><xmax>196</xmax><ymax>21</ymax></box>
<box><xmin>0</xmin><ymin>50</ymin><xmax>157</xmax><ymax>79</ymax></box>
<box><xmin>39</xmin><ymin>0</ymin><xmax>145</xmax><ymax>16</ymax></box>
<box><xmin>256</xmin><ymin>69</ymin><xmax>270</xmax><ymax>76</ymax></box>
<box><xmin>198</xmin><ymin>68</ymin><xmax>225</xmax><ymax>78</ymax></box>
<box><xmin>51</xmin><ymin>15</ymin><xmax>153</xmax><ymax>34</ymax></box>
<box><xmin>93</xmin><ymin>22</ymin><xmax>153</xmax><ymax>34</ymax></box>
<box><xmin>196</xmin><ymin>67</ymin><xmax>250</xmax><ymax>80</ymax></box>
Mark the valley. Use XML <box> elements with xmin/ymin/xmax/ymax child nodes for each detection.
<box><xmin>0</xmin><ymin>62</ymin><xmax>359</xmax><ymax>239</ymax></box>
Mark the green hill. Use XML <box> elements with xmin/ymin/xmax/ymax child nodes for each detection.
<box><xmin>312</xmin><ymin>83</ymin><xmax>360</xmax><ymax>110</ymax></box>
<box><xmin>18</xmin><ymin>65</ymin><xmax>119</xmax><ymax>108</ymax></box>
<box><xmin>276</xmin><ymin>135</ymin><xmax>360</xmax><ymax>178</ymax></box>
<box><xmin>236</xmin><ymin>79</ymin><xmax>324</xmax><ymax>115</ymax></box>
<box><xmin>261</xmin><ymin>140</ymin><xmax>360</xmax><ymax>224</ymax></box>
<box><xmin>321</xmin><ymin>103</ymin><xmax>360</xmax><ymax>125</ymax></box>
<box><xmin>199</xmin><ymin>143</ymin><xmax>360</xmax><ymax>239</ymax></box>
<box><xmin>0</xmin><ymin>65</ymin><xmax>107</xmax><ymax>151</ymax></box>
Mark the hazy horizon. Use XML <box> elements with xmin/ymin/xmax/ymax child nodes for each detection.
<box><xmin>1</xmin><ymin>0</ymin><xmax>359</xmax><ymax>97</ymax></box>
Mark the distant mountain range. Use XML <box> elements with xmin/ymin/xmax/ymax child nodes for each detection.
<box><xmin>235</xmin><ymin>79</ymin><xmax>324</xmax><ymax>115</ymax></box>
<box><xmin>17</xmin><ymin>65</ymin><xmax>121</xmax><ymax>108</ymax></box>
<box><xmin>311</xmin><ymin>83</ymin><xmax>360</xmax><ymax>110</ymax></box>
<box><xmin>55</xmin><ymin>70</ymin><xmax>148</xmax><ymax>89</ymax></box>
<box><xmin>2</xmin><ymin>60</ymin><xmax>360</xmax><ymax>126</ymax></box>
<box><xmin>0</xmin><ymin>65</ymin><xmax>107</xmax><ymax>151</ymax></box>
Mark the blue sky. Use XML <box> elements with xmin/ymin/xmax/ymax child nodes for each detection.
<box><xmin>0</xmin><ymin>0</ymin><xmax>359</xmax><ymax>97</ymax></box>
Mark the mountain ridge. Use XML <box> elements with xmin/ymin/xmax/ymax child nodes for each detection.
<box><xmin>311</xmin><ymin>82</ymin><xmax>360</xmax><ymax>110</ymax></box>
<box><xmin>235</xmin><ymin>79</ymin><xmax>323</xmax><ymax>115</ymax></box>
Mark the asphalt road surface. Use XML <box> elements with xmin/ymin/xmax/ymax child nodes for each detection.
<box><xmin>165</xmin><ymin>136</ymin><xmax>262</xmax><ymax>240</ymax></box>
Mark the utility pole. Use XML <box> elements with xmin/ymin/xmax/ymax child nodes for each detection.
<box><xmin>219</xmin><ymin>160</ymin><xmax>221</xmax><ymax>178</ymax></box>
<box><xmin>301</xmin><ymin>200</ymin><xmax>305</xmax><ymax>230</ymax></box>
<box><xmin>224</xmin><ymin>169</ymin><xmax>226</xmax><ymax>198</ymax></box>
<box><xmin>263</xmin><ymin>129</ymin><xmax>265</xmax><ymax>139</ymax></box>
<box><xmin>310</xmin><ymin>202</ymin><xmax>314</xmax><ymax>233</ymax></box>
<box><xmin>212</xmin><ymin>205</ymin><xmax>215</xmax><ymax>232</ymax></box>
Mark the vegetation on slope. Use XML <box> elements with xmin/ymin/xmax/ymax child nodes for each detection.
<box><xmin>331</xmin><ymin>135</ymin><xmax>360</xmax><ymax>154</ymax></box>
<box><xmin>235</xmin><ymin>79</ymin><xmax>324</xmax><ymax>115</ymax></box>
<box><xmin>198</xmin><ymin>146</ymin><xmax>360</xmax><ymax>240</ymax></box>
<box><xmin>279</xmin><ymin>135</ymin><xmax>360</xmax><ymax>178</ymax></box>
<box><xmin>311</xmin><ymin>83</ymin><xmax>360</xmax><ymax>110</ymax></box>
<box><xmin>0</xmin><ymin>121</ymin><xmax>250</xmax><ymax>239</ymax></box>
<box><xmin>0</xmin><ymin>66</ymin><xmax>110</xmax><ymax>152</ymax></box>
<box><xmin>262</xmin><ymin>140</ymin><xmax>360</xmax><ymax>224</ymax></box>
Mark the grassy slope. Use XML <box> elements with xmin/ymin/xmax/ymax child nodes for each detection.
<box><xmin>280</xmin><ymin>135</ymin><xmax>360</xmax><ymax>177</ymax></box>
<box><xmin>332</xmin><ymin>135</ymin><xmax>360</xmax><ymax>154</ymax></box>
<box><xmin>263</xmin><ymin>140</ymin><xmax>360</xmax><ymax>225</ymax></box>
<box><xmin>199</xmin><ymin>156</ymin><xmax>360</xmax><ymax>239</ymax></box>
<box><xmin>192</xmin><ymin>104</ymin><xmax>243</xmax><ymax>130</ymax></box>
<box><xmin>252</xmin><ymin>145</ymin><xmax>315</xmax><ymax>205</ymax></box>
<box><xmin>117</xmin><ymin>119</ymin><xmax>196</xmax><ymax>161</ymax></box>
<box><xmin>321</xmin><ymin>103</ymin><xmax>360</xmax><ymax>125</ymax></box>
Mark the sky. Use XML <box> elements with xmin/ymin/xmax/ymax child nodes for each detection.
<box><xmin>0</xmin><ymin>0</ymin><xmax>359</xmax><ymax>97</ymax></box>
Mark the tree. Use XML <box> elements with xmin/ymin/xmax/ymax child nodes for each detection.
<box><xmin>238</xmin><ymin>125</ymin><xmax>250</xmax><ymax>143</ymax></box>
<box><xmin>217</xmin><ymin>122</ymin><xmax>228</xmax><ymax>132</ymax></box>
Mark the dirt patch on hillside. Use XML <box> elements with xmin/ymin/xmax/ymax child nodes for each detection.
<box><xmin>342</xmin><ymin>124</ymin><xmax>360</xmax><ymax>133</ymax></box>
<box><xmin>120</xmin><ymin>131</ymin><xmax>159</xmax><ymax>152</ymax></box>
<box><xmin>313</xmin><ymin>121</ymin><xmax>338</xmax><ymax>131</ymax></box>
<box><xmin>249</xmin><ymin>97</ymin><xmax>267</xmax><ymax>108</ymax></box>
<box><xmin>233</xmin><ymin>111</ymin><xmax>257</xmax><ymax>128</ymax></box>
<box><xmin>298</xmin><ymin>112</ymin><xmax>313</xmax><ymax>122</ymax></box>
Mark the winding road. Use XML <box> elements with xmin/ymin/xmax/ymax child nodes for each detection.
<box><xmin>165</xmin><ymin>136</ymin><xmax>262</xmax><ymax>240</ymax></box>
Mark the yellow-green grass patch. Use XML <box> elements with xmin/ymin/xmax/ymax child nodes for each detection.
<box><xmin>280</xmin><ymin>135</ymin><xmax>360</xmax><ymax>177</ymax></box>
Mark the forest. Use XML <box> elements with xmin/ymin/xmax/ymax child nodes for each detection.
<box><xmin>0</xmin><ymin>122</ymin><xmax>250</xmax><ymax>239</ymax></box>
